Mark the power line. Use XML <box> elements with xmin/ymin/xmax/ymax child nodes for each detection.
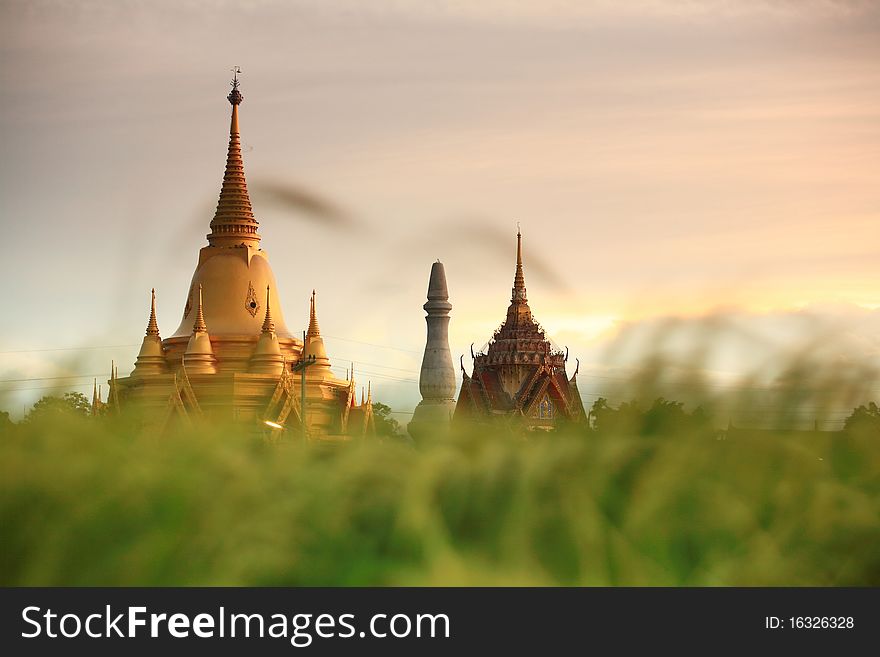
<box><xmin>1</xmin><ymin>383</ymin><xmax>95</xmax><ymax>394</ymax></box>
<box><xmin>0</xmin><ymin>373</ymin><xmax>108</xmax><ymax>384</ymax></box>
<box><xmin>324</xmin><ymin>334</ymin><xmax>420</xmax><ymax>355</ymax></box>
<box><xmin>328</xmin><ymin>355</ymin><xmax>419</xmax><ymax>376</ymax></box>
<box><xmin>0</xmin><ymin>344</ymin><xmax>139</xmax><ymax>355</ymax></box>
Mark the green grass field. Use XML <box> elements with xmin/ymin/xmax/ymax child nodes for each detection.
<box><xmin>2</xmin><ymin>408</ymin><xmax>878</xmax><ymax>586</ymax></box>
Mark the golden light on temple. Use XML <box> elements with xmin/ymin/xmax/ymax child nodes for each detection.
<box><xmin>105</xmin><ymin>70</ymin><xmax>375</xmax><ymax>439</ymax></box>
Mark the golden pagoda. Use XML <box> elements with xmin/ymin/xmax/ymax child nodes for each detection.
<box><xmin>111</xmin><ymin>71</ymin><xmax>373</xmax><ymax>439</ymax></box>
<box><xmin>454</xmin><ymin>230</ymin><xmax>586</xmax><ymax>429</ymax></box>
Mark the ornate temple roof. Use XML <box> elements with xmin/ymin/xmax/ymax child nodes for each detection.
<box><xmin>456</xmin><ymin>229</ymin><xmax>585</xmax><ymax>425</ymax></box>
<box><xmin>476</xmin><ymin>229</ymin><xmax>565</xmax><ymax>370</ymax></box>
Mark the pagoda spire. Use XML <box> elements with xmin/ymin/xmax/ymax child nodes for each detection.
<box><xmin>307</xmin><ymin>289</ymin><xmax>320</xmax><ymax>337</ymax></box>
<box><xmin>207</xmin><ymin>67</ymin><xmax>260</xmax><ymax>248</ymax></box>
<box><xmin>184</xmin><ymin>285</ymin><xmax>217</xmax><ymax>374</ymax></box>
<box><xmin>511</xmin><ymin>224</ymin><xmax>527</xmax><ymax>304</ymax></box>
<box><xmin>251</xmin><ymin>285</ymin><xmax>284</xmax><ymax>375</ymax></box>
<box><xmin>146</xmin><ymin>288</ymin><xmax>160</xmax><ymax>336</ymax></box>
<box><xmin>261</xmin><ymin>285</ymin><xmax>275</xmax><ymax>334</ymax></box>
<box><xmin>193</xmin><ymin>284</ymin><xmax>207</xmax><ymax>333</ymax></box>
<box><xmin>303</xmin><ymin>290</ymin><xmax>332</xmax><ymax>377</ymax></box>
<box><xmin>502</xmin><ymin>226</ymin><xmax>533</xmax><ymax>328</ymax></box>
<box><xmin>133</xmin><ymin>288</ymin><xmax>167</xmax><ymax>376</ymax></box>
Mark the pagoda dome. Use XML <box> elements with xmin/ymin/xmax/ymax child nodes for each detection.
<box><xmin>169</xmin><ymin>248</ymin><xmax>293</xmax><ymax>340</ymax></box>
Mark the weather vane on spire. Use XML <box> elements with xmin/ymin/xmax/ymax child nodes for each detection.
<box><xmin>228</xmin><ymin>66</ymin><xmax>243</xmax><ymax>105</ymax></box>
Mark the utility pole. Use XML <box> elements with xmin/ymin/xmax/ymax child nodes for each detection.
<box><xmin>292</xmin><ymin>330</ymin><xmax>316</xmax><ymax>442</ymax></box>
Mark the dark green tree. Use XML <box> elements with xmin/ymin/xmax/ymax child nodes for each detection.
<box><xmin>642</xmin><ymin>398</ymin><xmax>688</xmax><ymax>435</ymax></box>
<box><xmin>589</xmin><ymin>397</ymin><xmax>642</xmax><ymax>433</ymax></box>
<box><xmin>23</xmin><ymin>392</ymin><xmax>91</xmax><ymax>423</ymax></box>
<box><xmin>371</xmin><ymin>402</ymin><xmax>401</xmax><ymax>437</ymax></box>
<box><xmin>844</xmin><ymin>402</ymin><xmax>880</xmax><ymax>435</ymax></box>
<box><xmin>589</xmin><ymin>396</ymin><xmax>714</xmax><ymax>437</ymax></box>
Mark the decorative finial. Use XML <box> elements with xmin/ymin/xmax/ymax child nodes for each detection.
<box><xmin>228</xmin><ymin>66</ymin><xmax>243</xmax><ymax>105</ymax></box>
<box><xmin>146</xmin><ymin>288</ymin><xmax>160</xmax><ymax>337</ymax></box>
<box><xmin>512</xmin><ymin>226</ymin><xmax>527</xmax><ymax>301</ymax></box>
<box><xmin>193</xmin><ymin>284</ymin><xmax>207</xmax><ymax>333</ymax></box>
<box><xmin>307</xmin><ymin>289</ymin><xmax>321</xmax><ymax>337</ymax></box>
<box><xmin>261</xmin><ymin>285</ymin><xmax>275</xmax><ymax>333</ymax></box>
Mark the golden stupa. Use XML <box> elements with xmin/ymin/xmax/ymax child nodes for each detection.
<box><xmin>105</xmin><ymin>71</ymin><xmax>374</xmax><ymax>439</ymax></box>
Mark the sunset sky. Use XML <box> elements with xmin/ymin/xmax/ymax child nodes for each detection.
<box><xmin>1</xmin><ymin>0</ymin><xmax>878</xmax><ymax>419</ymax></box>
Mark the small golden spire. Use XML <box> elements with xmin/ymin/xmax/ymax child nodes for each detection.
<box><xmin>367</xmin><ymin>381</ymin><xmax>372</xmax><ymax>405</ymax></box>
<box><xmin>146</xmin><ymin>288</ymin><xmax>160</xmax><ymax>337</ymax></box>
<box><xmin>193</xmin><ymin>284</ymin><xmax>207</xmax><ymax>333</ymax></box>
<box><xmin>261</xmin><ymin>285</ymin><xmax>275</xmax><ymax>333</ymax></box>
<box><xmin>184</xmin><ymin>285</ymin><xmax>217</xmax><ymax>374</ymax></box>
<box><xmin>109</xmin><ymin>360</ymin><xmax>120</xmax><ymax>410</ymax></box>
<box><xmin>133</xmin><ymin>288</ymin><xmax>167</xmax><ymax>377</ymax></box>
<box><xmin>307</xmin><ymin>289</ymin><xmax>321</xmax><ymax>337</ymax></box>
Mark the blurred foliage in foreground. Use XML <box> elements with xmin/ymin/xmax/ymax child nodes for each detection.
<box><xmin>1</xmin><ymin>398</ymin><xmax>877</xmax><ymax>587</ymax></box>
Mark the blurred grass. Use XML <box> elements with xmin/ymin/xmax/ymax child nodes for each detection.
<box><xmin>2</xmin><ymin>409</ymin><xmax>878</xmax><ymax>586</ymax></box>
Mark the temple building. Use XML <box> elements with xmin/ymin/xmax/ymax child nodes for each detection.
<box><xmin>102</xmin><ymin>73</ymin><xmax>373</xmax><ymax>439</ymax></box>
<box><xmin>454</xmin><ymin>230</ymin><xmax>586</xmax><ymax>429</ymax></box>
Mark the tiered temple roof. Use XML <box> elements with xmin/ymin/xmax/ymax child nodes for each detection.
<box><xmin>455</xmin><ymin>230</ymin><xmax>585</xmax><ymax>428</ymax></box>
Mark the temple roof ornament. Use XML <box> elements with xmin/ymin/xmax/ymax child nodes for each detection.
<box><xmin>132</xmin><ymin>288</ymin><xmax>167</xmax><ymax>377</ymax></box>
<box><xmin>307</xmin><ymin>290</ymin><xmax>321</xmax><ymax>338</ymax></box>
<box><xmin>146</xmin><ymin>288</ymin><xmax>160</xmax><ymax>337</ymax></box>
<box><xmin>184</xmin><ymin>285</ymin><xmax>218</xmax><ymax>374</ymax></box>
<box><xmin>303</xmin><ymin>290</ymin><xmax>332</xmax><ymax>378</ymax></box>
<box><xmin>251</xmin><ymin>285</ymin><xmax>284</xmax><ymax>374</ymax></box>
<box><xmin>512</xmin><ymin>225</ymin><xmax>527</xmax><ymax>302</ymax></box>
<box><xmin>261</xmin><ymin>285</ymin><xmax>275</xmax><ymax>334</ymax></box>
<box><xmin>193</xmin><ymin>284</ymin><xmax>208</xmax><ymax>334</ymax></box>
